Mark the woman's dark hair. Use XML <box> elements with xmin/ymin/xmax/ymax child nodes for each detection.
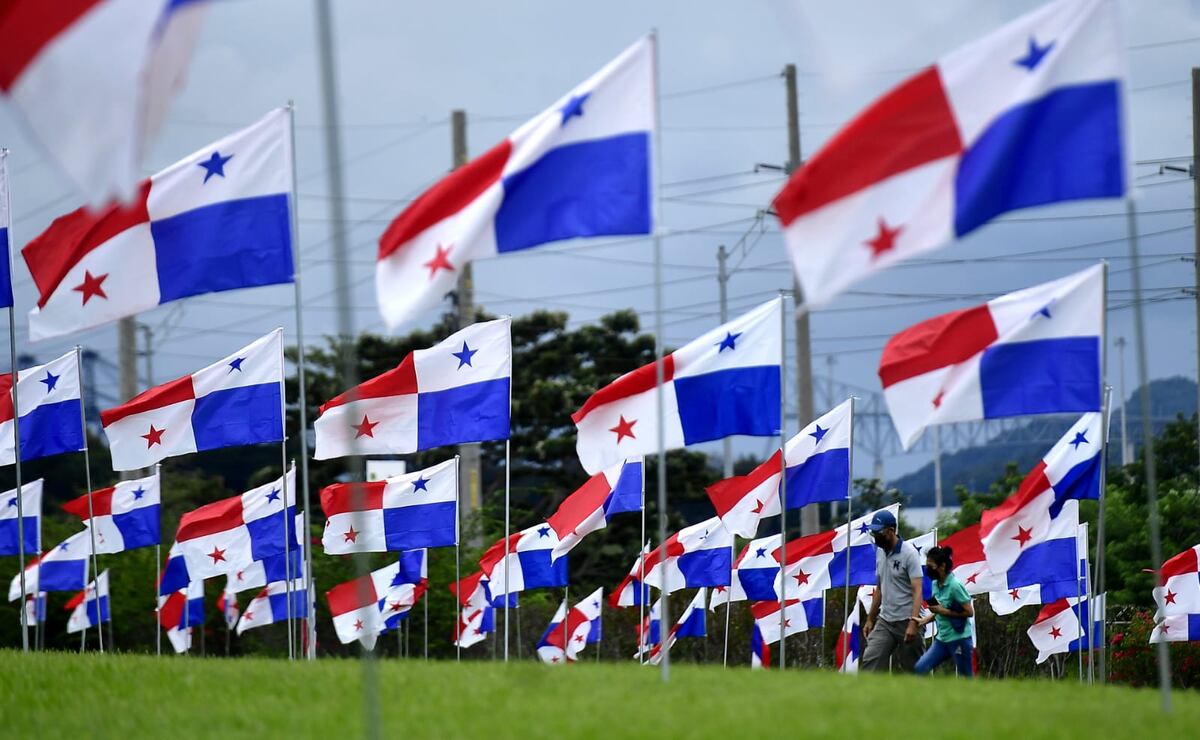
<box><xmin>926</xmin><ymin>546</ymin><xmax>954</xmax><ymax>573</ymax></box>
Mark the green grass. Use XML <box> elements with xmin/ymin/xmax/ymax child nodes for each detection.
<box><xmin>1</xmin><ymin>650</ymin><xmax>1197</xmax><ymax>738</ymax></box>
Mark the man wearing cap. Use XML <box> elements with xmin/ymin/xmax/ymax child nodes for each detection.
<box><xmin>860</xmin><ymin>509</ymin><xmax>925</xmax><ymax>672</ymax></box>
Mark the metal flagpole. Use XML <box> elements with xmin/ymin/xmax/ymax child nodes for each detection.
<box><xmin>1125</xmin><ymin>199</ymin><xmax>1172</xmax><ymax>712</ymax></box>
<box><xmin>504</xmin><ymin>439</ymin><xmax>511</xmax><ymax>662</ymax></box>
<box><xmin>75</xmin><ymin>345</ymin><xmax>103</xmax><ymax>652</ymax></box>
<box><xmin>3</xmin><ymin>150</ymin><xmax>28</xmax><ymax>652</ymax></box>
<box><xmin>1075</xmin><ymin>521</ymin><xmax>1084</xmax><ymax>682</ymax></box>
<box><xmin>723</xmin><ymin>544</ymin><xmax>732</xmax><ymax>668</ymax></box>
<box><xmin>285</xmin><ymin>101</ymin><xmax>317</xmax><ymax>660</ymax></box>
<box><xmin>1083</xmin><ymin>525</ymin><xmax>1095</xmax><ymax>685</ymax></box>
<box><xmin>455</xmin><ymin>453</ymin><xmax>462</xmax><ymax>663</ymax></box>
<box><xmin>843</xmin><ymin>396</ymin><xmax>856</xmax><ymax>658</ymax></box>
<box><xmin>648</xmin><ymin>29</ymin><xmax>672</xmax><ymax>683</ymax></box>
<box><xmin>423</xmin><ymin>586</ymin><xmax>429</xmax><ymax>660</ymax></box>
<box><xmin>155</xmin><ymin>463</ymin><xmax>162</xmax><ymax>656</ymax></box>
<box><xmin>777</xmin><ymin>291</ymin><xmax>788</xmax><ymax>669</ymax></box>
<box><xmin>638</xmin><ymin>465</ymin><xmax>646</xmax><ymax>666</ymax></box>
<box><xmin>562</xmin><ymin>586</ymin><xmax>570</xmax><ymax>662</ymax></box>
<box><xmin>1097</xmin><ymin>384</ymin><xmax>1112</xmax><ymax>682</ymax></box>
<box><xmin>596</xmin><ymin>592</ymin><xmax>603</xmax><ymax>663</ymax></box>
<box><xmin>279</xmin><ymin>449</ymin><xmax>293</xmax><ymax>659</ymax></box>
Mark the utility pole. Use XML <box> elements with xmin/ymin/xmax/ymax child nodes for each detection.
<box><xmin>1116</xmin><ymin>336</ymin><xmax>1130</xmax><ymax>466</ymax></box>
<box><xmin>784</xmin><ymin>63</ymin><xmax>818</xmax><ymax>535</ymax></box>
<box><xmin>452</xmin><ymin>110</ymin><xmax>482</xmax><ymax>544</ymax></box>
<box><xmin>138</xmin><ymin>323</ymin><xmax>154</xmax><ymax>388</ymax></box>
<box><xmin>717</xmin><ymin>245</ymin><xmax>733</xmax><ymax>478</ymax></box>
<box><xmin>1191</xmin><ymin>68</ymin><xmax>1200</xmax><ymax>478</ymax></box>
<box><xmin>118</xmin><ymin>317</ymin><xmax>138</xmax><ymax>479</ymax></box>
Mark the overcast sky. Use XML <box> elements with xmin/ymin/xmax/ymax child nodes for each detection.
<box><xmin>1</xmin><ymin>0</ymin><xmax>1197</xmax><ymax>482</ymax></box>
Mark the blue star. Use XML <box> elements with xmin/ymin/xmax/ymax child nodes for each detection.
<box><xmin>559</xmin><ymin>92</ymin><xmax>590</xmax><ymax>126</ymax></box>
<box><xmin>1032</xmin><ymin>300</ymin><xmax>1054</xmax><ymax>320</ymax></box>
<box><xmin>1070</xmin><ymin>431</ymin><xmax>1089</xmax><ymax>450</ymax></box>
<box><xmin>537</xmin><ymin>526</ymin><xmax>551</xmax><ymax>538</ymax></box>
<box><xmin>265</xmin><ymin>488</ymin><xmax>281</xmax><ymax>503</ymax></box>
<box><xmin>857</xmin><ymin>523</ymin><xmax>871</xmax><ymax>535</ymax></box>
<box><xmin>228</xmin><ymin>357</ymin><xmax>245</xmax><ymax>373</ymax></box>
<box><xmin>411</xmin><ymin>476</ymin><xmax>429</xmax><ymax>492</ymax></box>
<box><xmin>40</xmin><ymin>371</ymin><xmax>59</xmax><ymax>393</ymax></box>
<box><xmin>452</xmin><ymin>342</ymin><xmax>478</xmax><ymax>369</ymax></box>
<box><xmin>198</xmin><ymin>151</ymin><xmax>233</xmax><ymax>183</ymax></box>
<box><xmin>130</xmin><ymin>487</ymin><xmax>146</xmax><ymax>501</ymax></box>
<box><xmin>59</xmin><ymin>541</ymin><xmax>70</xmax><ymax>551</ymax></box>
<box><xmin>6</xmin><ymin>497</ymin><xmax>15</xmax><ymax>508</ymax></box>
<box><xmin>755</xmin><ymin>547</ymin><xmax>767</xmax><ymax>559</ymax></box>
<box><xmin>715</xmin><ymin>331</ymin><xmax>742</xmax><ymax>353</ymax></box>
<box><xmin>810</xmin><ymin>424</ymin><xmax>828</xmax><ymax>445</ymax></box>
<box><xmin>1014</xmin><ymin>36</ymin><xmax>1054</xmax><ymax>71</ymax></box>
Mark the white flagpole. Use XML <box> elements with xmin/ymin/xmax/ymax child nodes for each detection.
<box><xmin>1096</xmin><ymin>260</ymin><xmax>1111</xmax><ymax>683</ymax></box>
<box><xmin>285</xmin><ymin>101</ymin><xmax>317</xmax><ymax>661</ymax></box>
<box><xmin>74</xmin><ymin>345</ymin><xmax>102</xmax><ymax>652</ymax></box>
<box><xmin>278</xmin><ymin>344</ymin><xmax>294</xmax><ymax>661</ymax></box>
<box><xmin>723</xmin><ymin>544</ymin><xmax>732</xmax><ymax>668</ymax></box>
<box><xmin>777</xmin><ymin>291</ymin><xmax>788</xmax><ymax>669</ymax></box>
<box><xmin>155</xmin><ymin>465</ymin><xmax>162</xmax><ymax>657</ymax></box>
<box><xmin>3</xmin><ymin>150</ymin><xmax>28</xmax><ymax>652</ymax></box>
<box><xmin>638</xmin><ymin>465</ymin><xmax>646</xmax><ymax>666</ymax></box>
<box><xmin>455</xmin><ymin>454</ymin><xmax>462</xmax><ymax>663</ymax></box>
<box><xmin>504</xmin><ymin>439</ymin><xmax>511</xmax><ymax>662</ymax></box>
<box><xmin>1083</xmin><ymin>525</ymin><xmax>1095</xmax><ymax>685</ymax></box>
<box><xmin>843</xmin><ymin>396</ymin><xmax>856</xmax><ymax>655</ymax></box>
<box><xmin>1075</xmin><ymin>521</ymin><xmax>1084</xmax><ymax>682</ymax></box>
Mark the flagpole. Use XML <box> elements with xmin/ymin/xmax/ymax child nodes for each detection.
<box><xmin>455</xmin><ymin>454</ymin><xmax>461</xmax><ymax>663</ymax></box>
<box><xmin>3</xmin><ymin>150</ymin><xmax>28</xmax><ymax>652</ymax></box>
<box><xmin>1075</xmin><ymin>521</ymin><xmax>1084</xmax><ymax>683</ymax></box>
<box><xmin>1083</xmin><ymin>527</ymin><xmax>1095</xmax><ymax>685</ymax></box>
<box><xmin>423</xmin><ymin>586</ymin><xmax>429</xmax><ymax>661</ymax></box>
<box><xmin>1125</xmin><ymin>199</ymin><xmax>1172</xmax><ymax>711</ymax></box>
<box><xmin>562</xmin><ymin>585</ymin><xmax>569</xmax><ymax>663</ymax></box>
<box><xmin>1096</xmin><ymin>260</ymin><xmax>1111</xmax><ymax>684</ymax></box>
<box><xmin>596</xmin><ymin>591</ymin><xmax>603</xmax><ymax>663</ymax></box>
<box><xmin>648</xmin><ymin>28</ymin><xmax>671</xmax><ymax>683</ymax></box>
<box><xmin>74</xmin><ymin>345</ymin><xmax>102</xmax><ymax>653</ymax></box>
<box><xmin>285</xmin><ymin>101</ymin><xmax>317</xmax><ymax>661</ymax></box>
<box><xmin>843</xmin><ymin>396</ymin><xmax>856</xmax><ymax>662</ymax></box>
<box><xmin>504</xmin><ymin>438</ymin><xmax>511</xmax><ymax>662</ymax></box>
<box><xmin>777</xmin><ymin>290</ymin><xmax>788</xmax><ymax>669</ymax></box>
<box><xmin>638</xmin><ymin>464</ymin><xmax>646</xmax><ymax>666</ymax></box>
<box><xmin>155</xmin><ymin>543</ymin><xmax>161</xmax><ymax>656</ymax></box>
<box><xmin>280</xmin><ymin>443</ymin><xmax>294</xmax><ymax>660</ymax></box>
<box><xmin>723</xmin><ymin>544</ymin><xmax>732</xmax><ymax>668</ymax></box>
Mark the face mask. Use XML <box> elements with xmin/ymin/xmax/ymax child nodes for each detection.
<box><xmin>922</xmin><ymin>566</ymin><xmax>935</xmax><ymax>580</ymax></box>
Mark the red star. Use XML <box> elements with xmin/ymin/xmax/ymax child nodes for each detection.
<box><xmin>1013</xmin><ymin>526</ymin><xmax>1034</xmax><ymax>548</ymax></box>
<box><xmin>423</xmin><ymin>243</ymin><xmax>455</xmax><ymax>278</ymax></box>
<box><xmin>574</xmin><ymin>635</ymin><xmax>585</xmax><ymax>643</ymax></box>
<box><xmin>966</xmin><ymin>572</ymin><xmax>979</xmax><ymax>585</ymax></box>
<box><xmin>794</xmin><ymin>570</ymin><xmax>810</xmax><ymax>586</ymax></box>
<box><xmin>1165</xmin><ymin>590</ymin><xmax>1177</xmax><ymax>605</ymax></box>
<box><xmin>932</xmin><ymin>390</ymin><xmax>945</xmax><ymax>409</ymax></box>
<box><xmin>343</xmin><ymin>526</ymin><xmax>359</xmax><ymax>544</ymax></box>
<box><xmin>751</xmin><ymin>499</ymin><xmax>765</xmax><ymax>514</ymax></box>
<box><xmin>142</xmin><ymin>425</ymin><xmax>165</xmax><ymax>448</ymax></box>
<box><xmin>207</xmin><ymin>546</ymin><xmax>226</xmax><ymax>564</ymax></box>
<box><xmin>243</xmin><ymin>611</ymin><xmax>253</xmax><ymax>621</ymax></box>
<box><xmin>1049</xmin><ymin>626</ymin><xmax>1063</xmax><ymax>639</ymax></box>
<box><xmin>714</xmin><ymin>585</ymin><xmax>727</xmax><ymax>593</ymax></box>
<box><xmin>353</xmin><ymin>619</ymin><xmax>364</xmax><ymax>632</ymax></box>
<box><xmin>1161</xmin><ymin>623</ymin><xmax>1171</xmax><ymax>634</ymax></box>
<box><xmin>864</xmin><ymin>218</ymin><xmax>902</xmax><ymax>260</ymax></box>
<box><xmin>473</xmin><ymin>626</ymin><xmax>484</xmax><ymax>635</ymax></box>
<box><xmin>352</xmin><ymin>415</ymin><xmax>379</xmax><ymax>439</ymax></box>
<box><xmin>783</xmin><ymin>618</ymin><xmax>791</xmax><ymax>628</ymax></box>
<box><xmin>609</xmin><ymin>415</ymin><xmax>637</xmax><ymax>444</ymax></box>
<box><xmin>236</xmin><ymin>571</ymin><xmax>245</xmax><ymax>581</ymax></box>
<box><xmin>1009</xmin><ymin>588</ymin><xmax>1021</xmax><ymax>601</ymax></box>
<box><xmin>551</xmin><ymin>655</ymin><xmax>560</xmax><ymax>663</ymax></box>
<box><xmin>73</xmin><ymin>270</ymin><xmax>109</xmax><ymax>305</ymax></box>
<box><xmin>388</xmin><ymin>601</ymin><xmax>404</xmax><ymax>612</ymax></box>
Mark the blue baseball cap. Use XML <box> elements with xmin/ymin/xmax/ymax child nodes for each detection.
<box><xmin>868</xmin><ymin>509</ymin><xmax>897</xmax><ymax>533</ymax></box>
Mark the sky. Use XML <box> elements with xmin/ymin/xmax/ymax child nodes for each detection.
<box><xmin>1</xmin><ymin>0</ymin><xmax>1198</xmax><ymax>483</ymax></box>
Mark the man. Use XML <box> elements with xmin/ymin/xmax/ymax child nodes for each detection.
<box><xmin>861</xmin><ymin>509</ymin><xmax>924</xmax><ymax>672</ymax></box>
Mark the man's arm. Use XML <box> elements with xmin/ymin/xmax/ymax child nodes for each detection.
<box><xmin>904</xmin><ymin>577</ymin><xmax>923</xmax><ymax>642</ymax></box>
<box><xmin>863</xmin><ymin>586</ymin><xmax>882</xmax><ymax>637</ymax></box>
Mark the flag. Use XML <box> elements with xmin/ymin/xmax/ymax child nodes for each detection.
<box><xmin>752</xmin><ymin>596</ymin><xmax>824</xmax><ymax>644</ymax></box>
<box><xmin>537</xmin><ymin>600</ymin><xmax>571</xmax><ymax>665</ymax></box>
<box><xmin>573</xmin><ymin>298</ymin><xmax>781</xmax><ymax>475</ymax></box>
<box><xmin>173</xmin><ymin>468</ymin><xmax>297</xmax><ymax>581</ymax></box>
<box><xmin>943</xmin><ymin>501</ymin><xmax>1082</xmax><ymax>599</ymax></box>
<box><xmin>635</xmin><ymin>597</ymin><xmax>662</xmax><ymax>658</ymax></box>
<box><xmin>537</xmin><ymin>587</ymin><xmax>604</xmax><ymax>664</ymax></box>
<box><xmin>218</xmin><ymin>587</ymin><xmax>239</xmax><ymax>629</ymax></box>
<box><xmin>707</xmin><ymin>399</ymin><xmax>852</xmax><ymax>538</ymax></box>
<box><xmin>771</xmin><ymin>0</ymin><xmax>1124</xmax><ymax>308</ymax></box>
<box><xmin>320</xmin><ymin>458</ymin><xmax>458</xmax><ymax>553</ymax></box>
<box><xmin>101</xmin><ymin>330</ymin><xmax>284</xmax><ymax>470</ymax></box>
<box><xmin>0</xmin><ymin>152</ymin><xmax>12</xmax><ymax>308</ymax></box>
<box><xmin>776</xmin><ymin>504</ymin><xmax>901</xmax><ymax>601</ymax></box>
<box><xmin>610</xmin><ymin>542</ymin><xmax>652</xmax><ymax>608</ymax></box>
<box><xmin>548</xmin><ymin>459</ymin><xmax>642</xmax><ymax>559</ymax></box>
<box><xmin>22</xmin><ymin>592</ymin><xmax>46</xmax><ymax>626</ymax></box>
<box><xmin>647</xmin><ymin>588</ymin><xmax>707</xmax><ymax>665</ymax></box>
<box><xmin>451</xmin><ymin>572</ymin><xmax>496</xmax><ymax>649</ymax></box>
<box><xmin>479</xmin><ymin>523</ymin><xmax>569</xmax><ymax>597</ymax></box>
<box><xmin>981</xmin><ymin>413</ymin><xmax>1102</xmax><ymax>573</ymax></box>
<box><xmin>879</xmin><ymin>265</ymin><xmax>1103</xmax><ymax>449</ymax></box>
<box><xmin>158</xmin><ymin>542</ymin><xmax>190</xmax><ymax>597</ymax></box>
<box><xmin>988</xmin><ymin>521</ymin><xmax>1088</xmax><ymax>616</ymax></box>
<box><xmin>1028</xmin><ymin>594</ymin><xmax>1104</xmax><ymax>663</ymax></box>
<box><xmin>62</xmin><ymin>473</ymin><xmax>159</xmax><ymax>553</ymax></box>
<box><xmin>836</xmin><ymin>586</ymin><xmax>874</xmax><ymax>673</ymax></box>
<box><xmin>224</xmin><ymin>548</ymin><xmax>304</xmax><ymax>595</ymax></box>
<box><xmin>710</xmin><ymin>534</ymin><xmax>782</xmax><ymax>608</ymax></box>
<box><xmin>315</xmin><ymin>319</ymin><xmax>511</xmax><ymax>459</ymax></box>
<box><xmin>326</xmin><ymin>559</ymin><xmax>418</xmax><ymax>649</ymax></box>
<box><xmin>159</xmin><ymin>578</ymin><xmax>205</xmax><ymax>654</ymax></box>
<box><xmin>0</xmin><ymin>480</ymin><xmax>42</xmax><ymax>556</ymax></box>
<box><xmin>0</xmin><ymin>351</ymin><xmax>85</xmax><ymax>464</ymax></box>
<box><xmin>66</xmin><ymin>569</ymin><xmax>110</xmax><ymax>634</ymax></box>
<box><xmin>0</xmin><ymin>1</ymin><xmax>208</xmax><ymax>203</ymax></box>
<box><xmin>237</xmin><ymin>578</ymin><xmax>309</xmax><ymax>636</ymax></box>
<box><xmin>637</xmin><ymin>517</ymin><xmax>734</xmax><ymax>594</ymax></box>
<box><xmin>380</xmin><ymin>581</ymin><xmax>428</xmax><ymax>633</ymax></box>
<box><xmin>376</xmin><ymin>36</ymin><xmax>653</xmax><ymax>328</ymax></box>
<box><xmin>22</xmin><ymin>108</ymin><xmax>294</xmax><ymax>340</ymax></box>
<box><xmin>1153</xmin><ymin>544</ymin><xmax>1200</xmax><ymax>619</ymax></box>
<box><xmin>8</xmin><ymin>530</ymin><xmax>92</xmax><ymax>599</ymax></box>
<box><xmin>1150</xmin><ymin>612</ymin><xmax>1200</xmax><ymax>644</ymax></box>
<box><xmin>751</xmin><ymin>624</ymin><xmax>770</xmax><ymax>669</ymax></box>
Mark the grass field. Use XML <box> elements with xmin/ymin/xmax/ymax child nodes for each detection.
<box><xmin>0</xmin><ymin>650</ymin><xmax>1196</xmax><ymax>738</ymax></box>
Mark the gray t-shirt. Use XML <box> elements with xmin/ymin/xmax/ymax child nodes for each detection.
<box><xmin>874</xmin><ymin>537</ymin><xmax>924</xmax><ymax>622</ymax></box>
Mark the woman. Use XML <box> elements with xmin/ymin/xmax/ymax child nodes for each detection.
<box><xmin>914</xmin><ymin>546</ymin><xmax>974</xmax><ymax>678</ymax></box>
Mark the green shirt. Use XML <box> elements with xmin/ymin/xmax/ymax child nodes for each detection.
<box><xmin>930</xmin><ymin>573</ymin><xmax>972</xmax><ymax>643</ymax></box>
